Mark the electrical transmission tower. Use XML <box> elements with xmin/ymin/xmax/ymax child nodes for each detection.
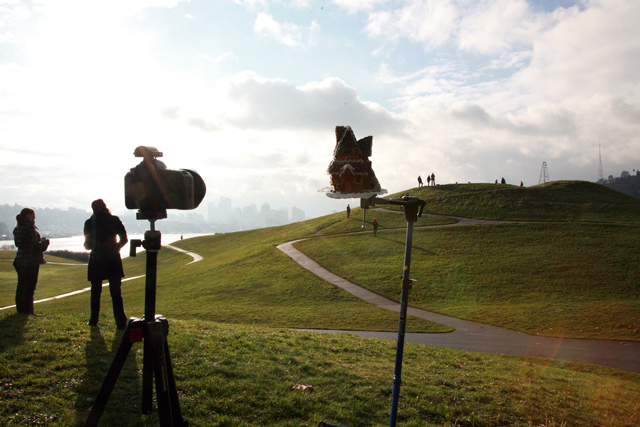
<box><xmin>539</xmin><ymin>162</ymin><xmax>550</xmax><ymax>187</ymax></box>
<box><xmin>598</xmin><ymin>143</ymin><xmax>604</xmax><ymax>183</ymax></box>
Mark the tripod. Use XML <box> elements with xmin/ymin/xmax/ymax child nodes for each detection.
<box><xmin>85</xmin><ymin>218</ymin><xmax>188</xmax><ymax>427</ymax></box>
<box><xmin>321</xmin><ymin>196</ymin><xmax>425</xmax><ymax>427</ymax></box>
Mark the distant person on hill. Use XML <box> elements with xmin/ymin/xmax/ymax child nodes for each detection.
<box><xmin>520</xmin><ymin>181</ymin><xmax>523</xmax><ymax>187</ymax></box>
<box><xmin>426</xmin><ymin>175</ymin><xmax>431</xmax><ymax>186</ymax></box>
<box><xmin>501</xmin><ymin>177</ymin><xmax>506</xmax><ymax>184</ymax></box>
<box><xmin>13</xmin><ymin>208</ymin><xmax>49</xmax><ymax>315</ymax></box>
<box><xmin>372</xmin><ymin>218</ymin><xmax>379</xmax><ymax>236</ymax></box>
<box><xmin>431</xmin><ymin>173</ymin><xmax>436</xmax><ymax>186</ymax></box>
<box><xmin>417</xmin><ymin>176</ymin><xmax>423</xmax><ymax>187</ymax></box>
<box><xmin>346</xmin><ymin>204</ymin><xmax>351</xmax><ymax>218</ymax></box>
<box><xmin>84</xmin><ymin>199</ymin><xmax>128</xmax><ymax>330</ymax></box>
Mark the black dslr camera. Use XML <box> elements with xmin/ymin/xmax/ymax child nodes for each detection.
<box><xmin>125</xmin><ymin>146</ymin><xmax>206</xmax><ymax>220</ymax></box>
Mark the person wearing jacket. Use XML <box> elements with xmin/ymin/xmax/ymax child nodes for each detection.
<box><xmin>13</xmin><ymin>208</ymin><xmax>49</xmax><ymax>315</ymax></box>
<box><xmin>84</xmin><ymin>199</ymin><xmax>128</xmax><ymax>329</ymax></box>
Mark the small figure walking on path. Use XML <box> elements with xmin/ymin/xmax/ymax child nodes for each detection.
<box><xmin>346</xmin><ymin>204</ymin><xmax>351</xmax><ymax>219</ymax></box>
<box><xmin>417</xmin><ymin>176</ymin><xmax>423</xmax><ymax>187</ymax></box>
<box><xmin>431</xmin><ymin>173</ymin><xmax>436</xmax><ymax>186</ymax></box>
<box><xmin>372</xmin><ymin>218</ymin><xmax>379</xmax><ymax>237</ymax></box>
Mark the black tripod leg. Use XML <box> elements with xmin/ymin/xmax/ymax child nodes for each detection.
<box><xmin>148</xmin><ymin>320</ymin><xmax>175</xmax><ymax>427</ymax></box>
<box><xmin>142</xmin><ymin>334</ymin><xmax>154</xmax><ymax>414</ymax></box>
<box><xmin>85</xmin><ymin>320</ymin><xmax>137</xmax><ymax>427</ymax></box>
<box><xmin>163</xmin><ymin>337</ymin><xmax>188</xmax><ymax>426</ymax></box>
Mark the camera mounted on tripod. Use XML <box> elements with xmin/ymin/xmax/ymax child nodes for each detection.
<box><xmin>125</xmin><ymin>146</ymin><xmax>206</xmax><ymax>220</ymax></box>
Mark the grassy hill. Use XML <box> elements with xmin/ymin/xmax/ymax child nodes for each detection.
<box><xmin>1</xmin><ymin>210</ymin><xmax>454</xmax><ymax>333</ymax></box>
<box><xmin>295</xmin><ymin>181</ymin><xmax>640</xmax><ymax>341</ymax></box>
<box><xmin>1</xmin><ymin>179</ymin><xmax>639</xmax><ymax>426</ymax></box>
<box><xmin>382</xmin><ymin>180</ymin><xmax>640</xmax><ymax>222</ymax></box>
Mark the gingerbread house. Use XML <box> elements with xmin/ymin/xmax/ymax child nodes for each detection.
<box><xmin>326</xmin><ymin>126</ymin><xmax>384</xmax><ymax>195</ymax></box>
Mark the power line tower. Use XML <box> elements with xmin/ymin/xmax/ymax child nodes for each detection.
<box><xmin>539</xmin><ymin>161</ymin><xmax>550</xmax><ymax>187</ymax></box>
<box><xmin>598</xmin><ymin>143</ymin><xmax>604</xmax><ymax>183</ymax></box>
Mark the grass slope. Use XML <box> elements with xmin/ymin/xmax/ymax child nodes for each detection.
<box><xmin>388</xmin><ymin>180</ymin><xmax>640</xmax><ymax>222</ymax></box>
<box><xmin>0</xmin><ymin>313</ymin><xmax>638</xmax><ymax>427</ymax></box>
<box><xmin>1</xmin><ymin>211</ymin><xmax>453</xmax><ymax>333</ymax></box>
<box><xmin>1</xmin><ymin>180</ymin><xmax>640</xmax><ymax>426</ymax></box>
<box><xmin>295</xmin><ymin>181</ymin><xmax>640</xmax><ymax>341</ymax></box>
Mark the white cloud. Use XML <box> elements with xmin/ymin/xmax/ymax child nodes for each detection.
<box><xmin>365</xmin><ymin>0</ymin><xmax>459</xmax><ymax>49</ymax></box>
<box><xmin>254</xmin><ymin>12</ymin><xmax>319</xmax><ymax>48</ymax></box>
<box><xmin>457</xmin><ymin>0</ymin><xmax>549</xmax><ymax>54</ymax></box>
<box><xmin>332</xmin><ymin>0</ymin><xmax>388</xmax><ymax>14</ymax></box>
<box><xmin>184</xmin><ymin>72</ymin><xmax>404</xmax><ymax>135</ymax></box>
<box><xmin>363</xmin><ymin>0</ymin><xmax>640</xmax><ymax>188</ymax></box>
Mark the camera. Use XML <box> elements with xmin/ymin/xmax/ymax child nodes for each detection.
<box><xmin>125</xmin><ymin>146</ymin><xmax>206</xmax><ymax>219</ymax></box>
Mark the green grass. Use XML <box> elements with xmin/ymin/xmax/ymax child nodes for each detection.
<box><xmin>1</xmin><ymin>312</ymin><xmax>638</xmax><ymax>427</ymax></box>
<box><xmin>1</xmin><ymin>213</ymin><xmax>450</xmax><ymax>333</ymax></box>
<box><xmin>2</xmin><ymin>180</ymin><xmax>640</xmax><ymax>425</ymax></box>
<box><xmin>295</xmin><ymin>222</ymin><xmax>640</xmax><ymax>340</ymax></box>
<box><xmin>388</xmin><ymin>180</ymin><xmax>640</xmax><ymax>222</ymax></box>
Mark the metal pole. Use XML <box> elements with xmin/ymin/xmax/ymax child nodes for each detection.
<box><xmin>389</xmin><ymin>219</ymin><xmax>414</xmax><ymax>427</ymax></box>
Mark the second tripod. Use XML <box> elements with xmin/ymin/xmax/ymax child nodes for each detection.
<box><xmin>85</xmin><ymin>221</ymin><xmax>188</xmax><ymax>427</ymax></box>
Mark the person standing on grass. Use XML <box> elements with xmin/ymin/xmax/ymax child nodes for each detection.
<box><xmin>346</xmin><ymin>204</ymin><xmax>351</xmax><ymax>219</ymax></box>
<box><xmin>13</xmin><ymin>208</ymin><xmax>49</xmax><ymax>315</ymax></box>
<box><xmin>418</xmin><ymin>176</ymin><xmax>423</xmax><ymax>187</ymax></box>
<box><xmin>372</xmin><ymin>218</ymin><xmax>379</xmax><ymax>237</ymax></box>
<box><xmin>84</xmin><ymin>199</ymin><xmax>128</xmax><ymax>330</ymax></box>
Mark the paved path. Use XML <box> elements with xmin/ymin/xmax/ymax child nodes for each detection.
<box><xmin>0</xmin><ymin>244</ymin><xmax>202</xmax><ymax>312</ymax></box>
<box><xmin>166</xmin><ymin>244</ymin><xmax>203</xmax><ymax>264</ymax></box>
<box><xmin>276</xmin><ymin>218</ymin><xmax>640</xmax><ymax>374</ymax></box>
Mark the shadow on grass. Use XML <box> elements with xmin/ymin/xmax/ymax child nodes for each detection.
<box><xmin>0</xmin><ymin>313</ymin><xmax>28</xmax><ymax>353</ymax></box>
<box><xmin>74</xmin><ymin>327</ymin><xmax>143</xmax><ymax>426</ymax></box>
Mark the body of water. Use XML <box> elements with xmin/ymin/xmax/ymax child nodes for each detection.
<box><xmin>0</xmin><ymin>233</ymin><xmax>213</xmax><ymax>258</ymax></box>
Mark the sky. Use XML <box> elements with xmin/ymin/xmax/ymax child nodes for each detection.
<box><xmin>1</xmin><ymin>0</ymin><xmax>638</xmax><ymax>220</ymax></box>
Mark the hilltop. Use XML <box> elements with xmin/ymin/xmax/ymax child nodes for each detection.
<box><xmin>386</xmin><ymin>180</ymin><xmax>640</xmax><ymax>222</ymax></box>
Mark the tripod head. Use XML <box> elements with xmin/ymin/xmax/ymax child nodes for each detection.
<box><xmin>364</xmin><ymin>195</ymin><xmax>426</xmax><ymax>223</ymax></box>
<box><xmin>128</xmin><ymin>219</ymin><xmax>163</xmax><ymax>324</ymax></box>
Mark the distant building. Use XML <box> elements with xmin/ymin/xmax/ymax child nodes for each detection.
<box><xmin>291</xmin><ymin>207</ymin><xmax>305</xmax><ymax>222</ymax></box>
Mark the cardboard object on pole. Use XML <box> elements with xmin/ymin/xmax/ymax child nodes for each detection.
<box><xmin>319</xmin><ymin>126</ymin><xmax>387</xmax><ymax>199</ymax></box>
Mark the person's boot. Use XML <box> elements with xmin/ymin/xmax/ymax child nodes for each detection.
<box><xmin>29</xmin><ymin>300</ymin><xmax>40</xmax><ymax>316</ymax></box>
<box><xmin>88</xmin><ymin>289</ymin><xmax>100</xmax><ymax>326</ymax></box>
<box><xmin>16</xmin><ymin>292</ymin><xmax>29</xmax><ymax>314</ymax></box>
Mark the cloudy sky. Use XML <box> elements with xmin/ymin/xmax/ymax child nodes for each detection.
<box><xmin>1</xmin><ymin>0</ymin><xmax>638</xmax><ymax>220</ymax></box>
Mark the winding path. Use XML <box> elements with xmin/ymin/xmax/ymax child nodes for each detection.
<box><xmin>3</xmin><ymin>224</ymin><xmax>638</xmax><ymax>373</ymax></box>
<box><xmin>0</xmin><ymin>244</ymin><xmax>202</xmax><ymax>312</ymax></box>
<box><xmin>277</xmin><ymin>214</ymin><xmax>640</xmax><ymax>373</ymax></box>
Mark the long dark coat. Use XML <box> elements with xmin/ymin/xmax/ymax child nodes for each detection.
<box><xmin>83</xmin><ymin>211</ymin><xmax>128</xmax><ymax>282</ymax></box>
<box><xmin>13</xmin><ymin>222</ymin><xmax>48</xmax><ymax>267</ymax></box>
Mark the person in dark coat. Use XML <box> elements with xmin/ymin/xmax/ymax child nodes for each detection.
<box><xmin>346</xmin><ymin>204</ymin><xmax>351</xmax><ymax>219</ymax></box>
<box><xmin>13</xmin><ymin>208</ymin><xmax>49</xmax><ymax>315</ymax></box>
<box><xmin>372</xmin><ymin>218</ymin><xmax>379</xmax><ymax>237</ymax></box>
<box><xmin>417</xmin><ymin>176</ymin><xmax>423</xmax><ymax>187</ymax></box>
<box><xmin>84</xmin><ymin>199</ymin><xmax>128</xmax><ymax>329</ymax></box>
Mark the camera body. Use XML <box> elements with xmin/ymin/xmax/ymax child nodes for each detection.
<box><xmin>125</xmin><ymin>146</ymin><xmax>206</xmax><ymax>219</ymax></box>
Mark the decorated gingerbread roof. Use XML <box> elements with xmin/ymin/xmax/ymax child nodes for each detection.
<box><xmin>322</xmin><ymin>126</ymin><xmax>386</xmax><ymax>198</ymax></box>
